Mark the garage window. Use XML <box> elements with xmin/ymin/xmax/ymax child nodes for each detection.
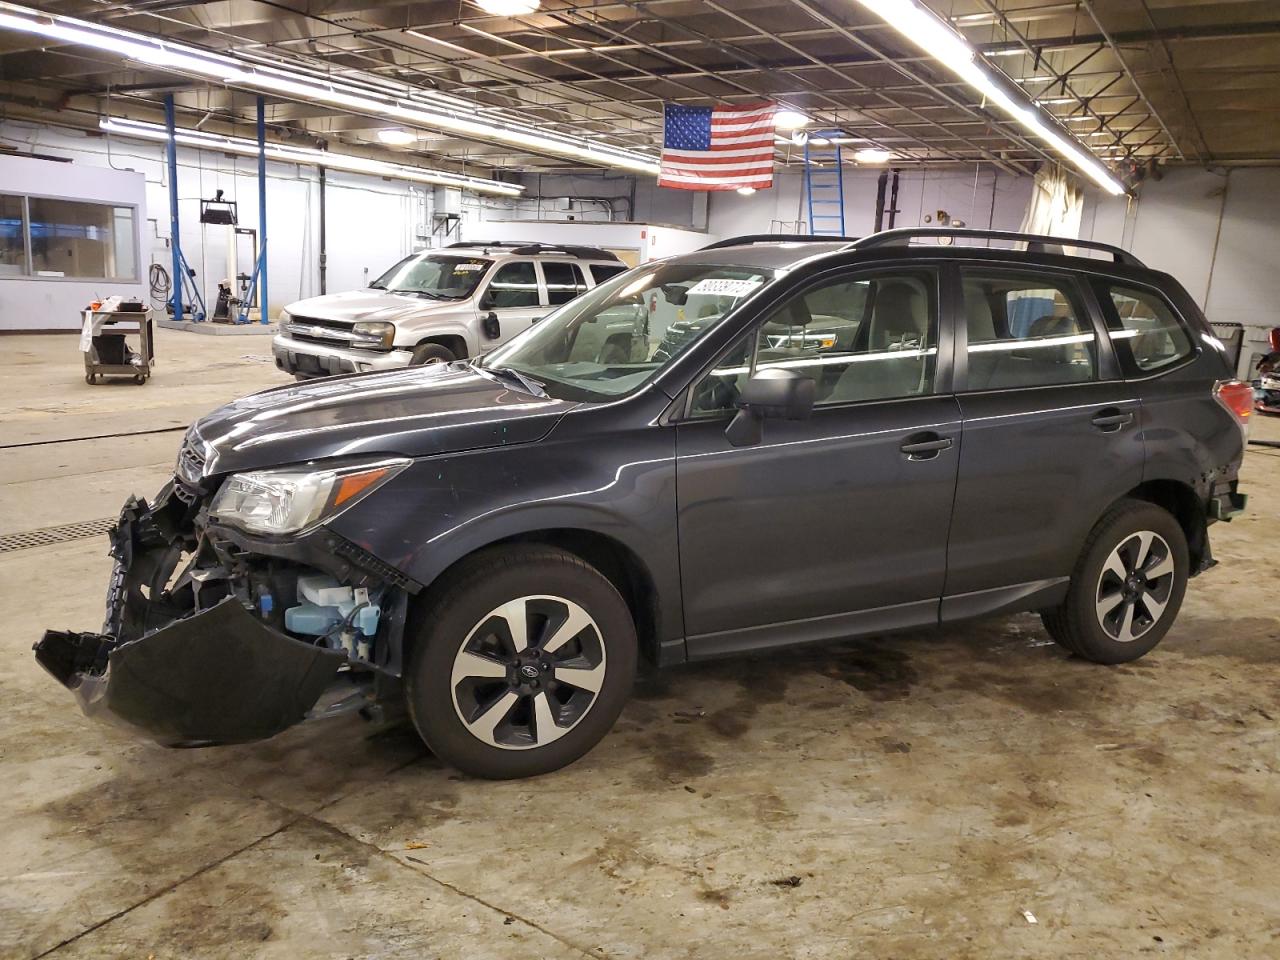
<box><xmin>1103</xmin><ymin>284</ymin><xmax>1195</xmax><ymax>373</ymax></box>
<box><xmin>12</xmin><ymin>197</ymin><xmax>138</xmax><ymax>281</ymax></box>
<box><xmin>962</xmin><ymin>271</ymin><xmax>1096</xmax><ymax>390</ymax></box>
<box><xmin>0</xmin><ymin>195</ymin><xmax>26</xmax><ymax>277</ymax></box>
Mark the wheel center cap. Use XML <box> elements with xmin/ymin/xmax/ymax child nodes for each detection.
<box><xmin>519</xmin><ymin>664</ymin><xmax>541</xmax><ymax>681</ymax></box>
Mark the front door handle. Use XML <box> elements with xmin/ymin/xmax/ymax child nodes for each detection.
<box><xmin>900</xmin><ymin>433</ymin><xmax>953</xmax><ymax>460</ymax></box>
<box><xmin>1091</xmin><ymin>408</ymin><xmax>1133</xmax><ymax>432</ymax></box>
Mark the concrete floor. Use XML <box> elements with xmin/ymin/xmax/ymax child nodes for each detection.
<box><xmin>1</xmin><ymin>328</ymin><xmax>1277</xmax><ymax>960</ymax></box>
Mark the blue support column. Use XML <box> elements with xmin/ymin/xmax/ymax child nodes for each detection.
<box><xmin>164</xmin><ymin>94</ymin><xmax>183</xmax><ymax>322</ymax></box>
<box><xmin>257</xmin><ymin>96</ymin><xmax>268</xmax><ymax>323</ymax></box>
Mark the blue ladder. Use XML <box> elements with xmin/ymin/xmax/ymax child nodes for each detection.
<box><xmin>804</xmin><ymin>132</ymin><xmax>847</xmax><ymax>236</ymax></box>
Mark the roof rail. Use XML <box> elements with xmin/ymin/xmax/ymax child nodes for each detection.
<box><xmin>701</xmin><ymin>233</ymin><xmax>860</xmax><ymax>251</ymax></box>
<box><xmin>850</xmin><ymin>228</ymin><xmax>1144</xmax><ymax>268</ymax></box>
<box><xmin>445</xmin><ymin>241</ymin><xmax>621</xmax><ymax>262</ymax></box>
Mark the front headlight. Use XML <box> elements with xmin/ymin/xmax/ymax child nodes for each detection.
<box><xmin>210</xmin><ymin>458</ymin><xmax>409</xmax><ymax>536</ymax></box>
<box><xmin>278</xmin><ymin>309</ymin><xmax>292</xmax><ymax>327</ymax></box>
<box><xmin>352</xmin><ymin>320</ymin><xmax>395</xmax><ymax>350</ymax></box>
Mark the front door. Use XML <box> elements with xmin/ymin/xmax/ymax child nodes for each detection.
<box><xmin>478</xmin><ymin>260</ymin><xmax>544</xmax><ymax>349</ymax></box>
<box><xmin>674</xmin><ymin>266</ymin><xmax>962</xmax><ymax>656</ymax></box>
<box><xmin>942</xmin><ymin>265</ymin><xmax>1144</xmax><ymax>613</ymax></box>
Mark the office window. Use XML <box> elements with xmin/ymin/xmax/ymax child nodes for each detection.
<box><xmin>27</xmin><ymin>198</ymin><xmax>137</xmax><ymax>280</ymax></box>
<box><xmin>0</xmin><ymin>195</ymin><xmax>27</xmax><ymax>276</ymax></box>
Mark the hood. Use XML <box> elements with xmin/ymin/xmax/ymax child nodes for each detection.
<box><xmin>191</xmin><ymin>364</ymin><xmax>578</xmax><ymax>476</ymax></box>
<box><xmin>283</xmin><ymin>289</ymin><xmax>459</xmax><ymax>325</ymax></box>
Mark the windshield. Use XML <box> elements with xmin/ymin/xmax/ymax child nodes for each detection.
<box><xmin>370</xmin><ymin>254</ymin><xmax>492</xmax><ymax>299</ymax></box>
<box><xmin>482</xmin><ymin>261</ymin><xmax>775</xmax><ymax>402</ymax></box>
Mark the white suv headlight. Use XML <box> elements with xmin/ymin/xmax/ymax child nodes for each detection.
<box><xmin>210</xmin><ymin>459</ymin><xmax>409</xmax><ymax>536</ymax></box>
<box><xmin>352</xmin><ymin>320</ymin><xmax>395</xmax><ymax>350</ymax></box>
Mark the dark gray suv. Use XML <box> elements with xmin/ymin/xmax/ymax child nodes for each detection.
<box><xmin>38</xmin><ymin>228</ymin><xmax>1252</xmax><ymax>779</ymax></box>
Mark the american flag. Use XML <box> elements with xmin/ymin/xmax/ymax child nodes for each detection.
<box><xmin>658</xmin><ymin>101</ymin><xmax>777</xmax><ymax>191</ymax></box>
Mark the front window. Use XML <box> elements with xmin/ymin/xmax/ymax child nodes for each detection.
<box><xmin>483</xmin><ymin>262</ymin><xmax>775</xmax><ymax>402</ymax></box>
<box><xmin>370</xmin><ymin>253</ymin><xmax>491</xmax><ymax>299</ymax></box>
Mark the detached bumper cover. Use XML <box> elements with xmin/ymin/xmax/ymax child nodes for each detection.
<box><xmin>36</xmin><ymin>597</ymin><xmax>345</xmax><ymax>746</ymax></box>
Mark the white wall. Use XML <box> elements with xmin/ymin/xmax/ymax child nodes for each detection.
<box><xmin>0</xmin><ymin>120</ymin><xmax>427</xmax><ymax>327</ymax></box>
<box><xmin>457</xmin><ymin>218</ymin><xmax>707</xmax><ymax>264</ymax></box>
<box><xmin>0</xmin><ymin>153</ymin><xmax>147</xmax><ymax>331</ymax></box>
<box><xmin>1083</xmin><ymin>166</ymin><xmax>1280</xmax><ymax>375</ymax></box>
<box><xmin>707</xmin><ymin>167</ymin><xmax>1033</xmax><ymax>240</ymax></box>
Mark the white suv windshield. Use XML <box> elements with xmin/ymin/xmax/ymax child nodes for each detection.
<box><xmin>370</xmin><ymin>254</ymin><xmax>492</xmax><ymax>299</ymax></box>
<box><xmin>482</xmin><ymin>262</ymin><xmax>774</xmax><ymax>402</ymax></box>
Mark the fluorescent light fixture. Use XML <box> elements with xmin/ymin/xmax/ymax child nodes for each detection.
<box><xmin>99</xmin><ymin>117</ymin><xmax>525</xmax><ymax>196</ymax></box>
<box><xmin>476</xmin><ymin>0</ymin><xmax>540</xmax><ymax>13</ymax></box>
<box><xmin>0</xmin><ymin>2</ymin><xmax>659</xmax><ymax>175</ymax></box>
<box><xmin>736</xmin><ymin>186</ymin><xmax>757</xmax><ymax>196</ymax></box>
<box><xmin>376</xmin><ymin>128</ymin><xmax>417</xmax><ymax>146</ymax></box>
<box><xmin>774</xmin><ymin>110</ymin><xmax>809</xmax><ymax>130</ymax></box>
<box><xmin>853</xmin><ymin>148</ymin><xmax>894</xmax><ymax>164</ymax></box>
<box><xmin>851</xmin><ymin>0</ymin><xmax>1126</xmax><ymax>195</ymax></box>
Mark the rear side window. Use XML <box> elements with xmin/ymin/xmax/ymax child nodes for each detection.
<box><xmin>1103</xmin><ymin>284</ymin><xmax>1195</xmax><ymax>373</ymax></box>
<box><xmin>589</xmin><ymin>263</ymin><xmax>629</xmax><ymax>284</ymax></box>
<box><xmin>961</xmin><ymin>271</ymin><xmax>1097</xmax><ymax>390</ymax></box>
<box><xmin>542</xmin><ymin>262</ymin><xmax>588</xmax><ymax>306</ymax></box>
<box><xmin>486</xmin><ymin>261</ymin><xmax>540</xmax><ymax>308</ymax></box>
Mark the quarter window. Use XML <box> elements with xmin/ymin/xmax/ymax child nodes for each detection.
<box><xmin>485</xmin><ymin>261</ymin><xmax>540</xmax><ymax>308</ymax></box>
<box><xmin>589</xmin><ymin>263</ymin><xmax>629</xmax><ymax>284</ymax></box>
<box><xmin>961</xmin><ymin>271</ymin><xmax>1096</xmax><ymax>390</ymax></box>
<box><xmin>1104</xmin><ymin>284</ymin><xmax>1194</xmax><ymax>372</ymax></box>
<box><xmin>543</xmin><ymin>262</ymin><xmax>588</xmax><ymax>306</ymax></box>
<box><xmin>690</xmin><ymin>270</ymin><xmax>938</xmax><ymax>415</ymax></box>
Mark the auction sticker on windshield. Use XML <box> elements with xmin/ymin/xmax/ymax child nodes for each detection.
<box><xmin>687</xmin><ymin>277</ymin><xmax>765</xmax><ymax>297</ymax></box>
<box><xmin>454</xmin><ymin>262</ymin><xmax>487</xmax><ymax>271</ymax></box>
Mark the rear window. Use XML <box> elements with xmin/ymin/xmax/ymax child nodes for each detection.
<box><xmin>589</xmin><ymin>263</ymin><xmax>629</xmax><ymax>284</ymax></box>
<box><xmin>1102</xmin><ymin>284</ymin><xmax>1195</xmax><ymax>373</ymax></box>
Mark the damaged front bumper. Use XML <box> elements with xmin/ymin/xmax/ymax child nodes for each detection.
<box><xmin>36</xmin><ymin>597</ymin><xmax>346</xmax><ymax>746</ymax></box>
<box><xmin>35</xmin><ymin>487</ymin><xmax>413</xmax><ymax>747</ymax></box>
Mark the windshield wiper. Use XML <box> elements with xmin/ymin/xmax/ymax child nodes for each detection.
<box><xmin>473</xmin><ymin>363</ymin><xmax>548</xmax><ymax>398</ymax></box>
<box><xmin>391</xmin><ymin>289</ymin><xmax>446</xmax><ymax>299</ymax></box>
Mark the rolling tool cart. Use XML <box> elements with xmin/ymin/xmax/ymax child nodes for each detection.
<box><xmin>80</xmin><ymin>298</ymin><xmax>154</xmax><ymax>385</ymax></box>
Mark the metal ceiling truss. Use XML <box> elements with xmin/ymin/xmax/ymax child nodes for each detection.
<box><xmin>1</xmin><ymin>0</ymin><xmax>1276</xmax><ymax>181</ymax></box>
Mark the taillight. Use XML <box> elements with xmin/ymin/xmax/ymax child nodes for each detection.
<box><xmin>1214</xmin><ymin>379</ymin><xmax>1253</xmax><ymax>429</ymax></box>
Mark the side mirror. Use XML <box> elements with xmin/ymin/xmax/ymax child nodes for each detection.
<box><xmin>725</xmin><ymin>368</ymin><xmax>815</xmax><ymax>447</ymax></box>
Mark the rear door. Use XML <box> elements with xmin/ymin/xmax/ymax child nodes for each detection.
<box><xmin>540</xmin><ymin>261</ymin><xmax>589</xmax><ymax>309</ymax></box>
<box><xmin>477</xmin><ymin>260</ymin><xmax>544</xmax><ymax>348</ymax></box>
<box><xmin>942</xmin><ymin>263</ymin><xmax>1144</xmax><ymax>618</ymax></box>
<box><xmin>674</xmin><ymin>265</ymin><xmax>962</xmax><ymax>654</ymax></box>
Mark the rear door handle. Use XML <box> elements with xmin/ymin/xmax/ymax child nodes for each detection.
<box><xmin>1091</xmin><ymin>409</ymin><xmax>1134</xmax><ymax>432</ymax></box>
<box><xmin>900</xmin><ymin>433</ymin><xmax>953</xmax><ymax>460</ymax></box>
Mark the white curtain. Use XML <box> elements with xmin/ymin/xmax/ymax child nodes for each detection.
<box><xmin>1019</xmin><ymin>167</ymin><xmax>1083</xmax><ymax>240</ymax></box>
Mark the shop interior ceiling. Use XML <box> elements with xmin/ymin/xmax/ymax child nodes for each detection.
<box><xmin>1</xmin><ymin>0</ymin><xmax>1277</xmax><ymax>182</ymax></box>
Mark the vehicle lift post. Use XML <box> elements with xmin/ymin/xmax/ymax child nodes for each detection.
<box><xmin>164</xmin><ymin>94</ymin><xmax>207</xmax><ymax>322</ymax></box>
<box><xmin>238</xmin><ymin>96</ymin><xmax>269</xmax><ymax>324</ymax></box>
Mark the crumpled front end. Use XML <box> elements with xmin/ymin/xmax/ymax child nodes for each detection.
<box><xmin>35</xmin><ymin>473</ymin><xmax>416</xmax><ymax>747</ymax></box>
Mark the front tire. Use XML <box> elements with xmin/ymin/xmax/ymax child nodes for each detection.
<box><xmin>405</xmin><ymin>546</ymin><xmax>637</xmax><ymax>779</ymax></box>
<box><xmin>411</xmin><ymin>343</ymin><xmax>456</xmax><ymax>366</ymax></box>
<box><xmin>1042</xmin><ymin>498</ymin><xmax>1188</xmax><ymax>664</ymax></box>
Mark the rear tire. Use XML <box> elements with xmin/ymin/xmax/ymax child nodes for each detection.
<box><xmin>405</xmin><ymin>546</ymin><xmax>637</xmax><ymax>779</ymax></box>
<box><xmin>411</xmin><ymin>343</ymin><xmax>456</xmax><ymax>366</ymax></box>
<box><xmin>1041</xmin><ymin>498</ymin><xmax>1188</xmax><ymax>664</ymax></box>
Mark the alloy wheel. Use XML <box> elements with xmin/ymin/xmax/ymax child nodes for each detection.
<box><xmin>1094</xmin><ymin>530</ymin><xmax>1176</xmax><ymax>643</ymax></box>
<box><xmin>450</xmin><ymin>595</ymin><xmax>607</xmax><ymax>750</ymax></box>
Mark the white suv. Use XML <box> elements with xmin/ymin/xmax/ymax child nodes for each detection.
<box><xmin>272</xmin><ymin>242</ymin><xmax>630</xmax><ymax>379</ymax></box>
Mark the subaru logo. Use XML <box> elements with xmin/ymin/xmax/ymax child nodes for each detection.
<box><xmin>519</xmin><ymin>664</ymin><xmax>540</xmax><ymax>680</ymax></box>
